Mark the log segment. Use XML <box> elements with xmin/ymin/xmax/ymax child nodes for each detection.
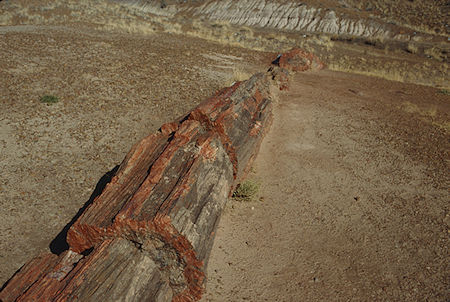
<box><xmin>187</xmin><ymin>73</ymin><xmax>273</xmax><ymax>184</ymax></box>
<box><xmin>3</xmin><ymin>240</ymin><xmax>173</xmax><ymax>302</ymax></box>
<box><xmin>272</xmin><ymin>48</ymin><xmax>325</xmax><ymax>72</ymax></box>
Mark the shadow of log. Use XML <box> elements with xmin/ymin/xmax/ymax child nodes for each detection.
<box><xmin>49</xmin><ymin>165</ymin><xmax>119</xmax><ymax>255</ymax></box>
<box><xmin>1</xmin><ymin>165</ymin><xmax>119</xmax><ymax>291</ymax></box>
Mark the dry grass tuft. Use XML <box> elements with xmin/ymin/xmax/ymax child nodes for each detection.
<box><xmin>328</xmin><ymin>60</ymin><xmax>407</xmax><ymax>84</ymax></box>
<box><xmin>232</xmin><ymin>180</ymin><xmax>260</xmax><ymax>202</ymax></box>
<box><xmin>0</xmin><ymin>12</ymin><xmax>12</xmax><ymax>25</ymax></box>
<box><xmin>438</xmin><ymin>89</ymin><xmax>450</xmax><ymax>96</ymax></box>
<box><xmin>406</xmin><ymin>42</ymin><xmax>419</xmax><ymax>54</ymax></box>
<box><xmin>424</xmin><ymin>46</ymin><xmax>446</xmax><ymax>62</ymax></box>
<box><xmin>40</xmin><ymin>95</ymin><xmax>59</xmax><ymax>104</ymax></box>
<box><xmin>224</xmin><ymin>68</ymin><xmax>253</xmax><ymax>86</ymax></box>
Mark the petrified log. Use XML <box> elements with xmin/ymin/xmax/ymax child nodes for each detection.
<box><xmin>0</xmin><ymin>71</ymin><xmax>274</xmax><ymax>302</ymax></box>
<box><xmin>3</xmin><ymin>240</ymin><xmax>173</xmax><ymax>302</ymax></box>
<box><xmin>272</xmin><ymin>48</ymin><xmax>324</xmax><ymax>72</ymax></box>
<box><xmin>268</xmin><ymin>48</ymin><xmax>324</xmax><ymax>91</ymax></box>
<box><xmin>187</xmin><ymin>73</ymin><xmax>273</xmax><ymax>183</ymax></box>
<box><xmin>0</xmin><ymin>253</ymin><xmax>58</xmax><ymax>302</ymax></box>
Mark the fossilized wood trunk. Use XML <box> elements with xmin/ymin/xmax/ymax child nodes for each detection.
<box><xmin>3</xmin><ymin>240</ymin><xmax>173</xmax><ymax>302</ymax></box>
<box><xmin>0</xmin><ymin>72</ymin><xmax>274</xmax><ymax>302</ymax></box>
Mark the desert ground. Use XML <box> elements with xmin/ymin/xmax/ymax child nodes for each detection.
<box><xmin>202</xmin><ymin>71</ymin><xmax>449</xmax><ymax>301</ymax></box>
<box><xmin>0</xmin><ymin>0</ymin><xmax>449</xmax><ymax>301</ymax></box>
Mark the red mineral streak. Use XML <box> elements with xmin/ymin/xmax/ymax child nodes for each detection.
<box><xmin>161</xmin><ymin>122</ymin><xmax>180</xmax><ymax>136</ymax></box>
<box><xmin>0</xmin><ymin>253</ymin><xmax>57</xmax><ymax>302</ymax></box>
<box><xmin>118</xmin><ymin>120</ymin><xmax>201</xmax><ymax>219</ymax></box>
<box><xmin>115</xmin><ymin>215</ymin><xmax>205</xmax><ymax>302</ymax></box>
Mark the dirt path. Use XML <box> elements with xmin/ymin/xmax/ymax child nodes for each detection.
<box><xmin>202</xmin><ymin>70</ymin><xmax>449</xmax><ymax>301</ymax></box>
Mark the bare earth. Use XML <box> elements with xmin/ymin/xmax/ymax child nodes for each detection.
<box><xmin>202</xmin><ymin>71</ymin><xmax>449</xmax><ymax>301</ymax></box>
<box><xmin>0</xmin><ymin>22</ymin><xmax>449</xmax><ymax>302</ymax></box>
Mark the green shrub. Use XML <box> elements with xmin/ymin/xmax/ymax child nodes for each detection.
<box><xmin>40</xmin><ymin>95</ymin><xmax>59</xmax><ymax>104</ymax></box>
<box><xmin>232</xmin><ymin>180</ymin><xmax>259</xmax><ymax>202</ymax></box>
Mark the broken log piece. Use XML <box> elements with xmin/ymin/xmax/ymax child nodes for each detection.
<box><xmin>272</xmin><ymin>48</ymin><xmax>325</xmax><ymax>72</ymax></box>
<box><xmin>1</xmin><ymin>239</ymin><xmax>173</xmax><ymax>302</ymax></box>
<box><xmin>67</xmin><ymin>120</ymin><xmax>234</xmax><ymax>301</ymax></box>
<box><xmin>65</xmin><ymin>131</ymin><xmax>173</xmax><ymax>252</ymax></box>
<box><xmin>0</xmin><ymin>250</ymin><xmax>82</xmax><ymax>302</ymax></box>
<box><xmin>187</xmin><ymin>73</ymin><xmax>273</xmax><ymax>184</ymax></box>
<box><xmin>0</xmin><ymin>253</ymin><xmax>58</xmax><ymax>302</ymax></box>
<box><xmin>268</xmin><ymin>66</ymin><xmax>290</xmax><ymax>90</ymax></box>
<box><xmin>117</xmin><ymin>124</ymin><xmax>234</xmax><ymax>265</ymax></box>
<box><xmin>55</xmin><ymin>238</ymin><xmax>173</xmax><ymax>302</ymax></box>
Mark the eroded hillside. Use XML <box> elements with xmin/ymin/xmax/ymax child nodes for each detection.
<box><xmin>1</xmin><ymin>0</ymin><xmax>448</xmax><ymax>88</ymax></box>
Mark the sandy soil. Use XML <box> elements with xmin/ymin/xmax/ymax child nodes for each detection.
<box><xmin>202</xmin><ymin>70</ymin><xmax>449</xmax><ymax>301</ymax></box>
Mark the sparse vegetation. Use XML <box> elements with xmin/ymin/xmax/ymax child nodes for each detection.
<box><xmin>40</xmin><ymin>95</ymin><xmax>59</xmax><ymax>104</ymax></box>
<box><xmin>315</xmin><ymin>34</ymin><xmax>334</xmax><ymax>51</ymax></box>
<box><xmin>424</xmin><ymin>46</ymin><xmax>445</xmax><ymax>62</ymax></box>
<box><xmin>225</xmin><ymin>68</ymin><xmax>253</xmax><ymax>86</ymax></box>
<box><xmin>2</xmin><ymin>0</ymin><xmax>446</xmax><ymax>89</ymax></box>
<box><xmin>232</xmin><ymin>180</ymin><xmax>260</xmax><ymax>202</ymax></box>
<box><xmin>438</xmin><ymin>89</ymin><xmax>449</xmax><ymax>95</ymax></box>
<box><xmin>406</xmin><ymin>42</ymin><xmax>419</xmax><ymax>54</ymax></box>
